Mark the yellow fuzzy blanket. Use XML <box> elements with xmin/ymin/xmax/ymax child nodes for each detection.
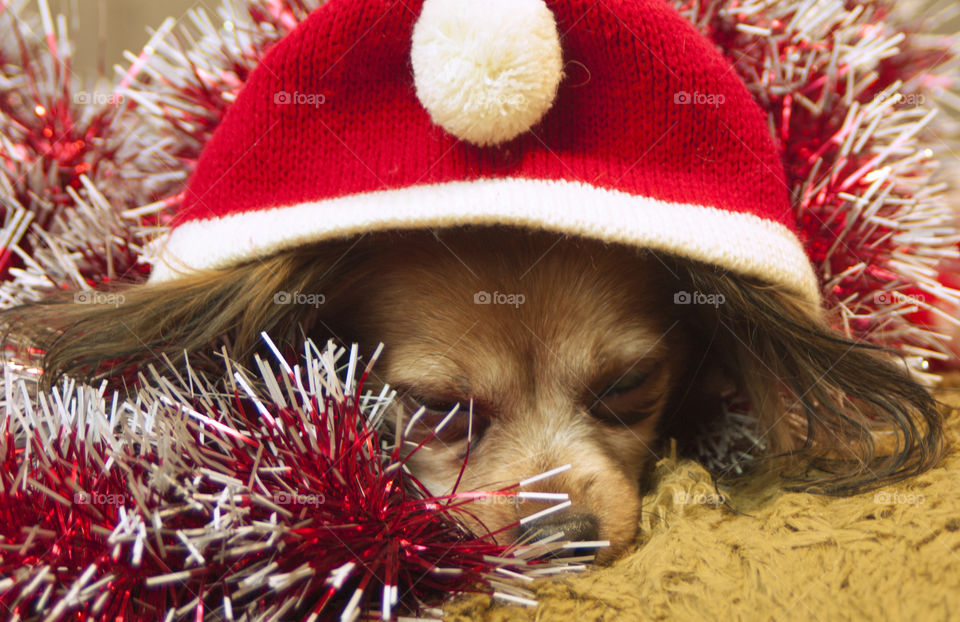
<box><xmin>445</xmin><ymin>378</ymin><xmax>960</xmax><ymax>621</ymax></box>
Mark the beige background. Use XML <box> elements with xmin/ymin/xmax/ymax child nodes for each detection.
<box><xmin>61</xmin><ymin>0</ymin><xmax>200</xmax><ymax>79</ymax></box>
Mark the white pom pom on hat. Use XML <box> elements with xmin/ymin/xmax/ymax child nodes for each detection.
<box><xmin>411</xmin><ymin>0</ymin><xmax>564</xmax><ymax>147</ymax></box>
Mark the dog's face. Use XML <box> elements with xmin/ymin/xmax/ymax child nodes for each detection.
<box><xmin>341</xmin><ymin>229</ymin><xmax>687</xmax><ymax>561</ymax></box>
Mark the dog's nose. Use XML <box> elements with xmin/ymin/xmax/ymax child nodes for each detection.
<box><xmin>520</xmin><ymin>511</ymin><xmax>600</xmax><ymax>543</ymax></box>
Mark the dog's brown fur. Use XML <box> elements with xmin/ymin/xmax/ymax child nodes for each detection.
<box><xmin>355</xmin><ymin>231</ymin><xmax>687</xmax><ymax>559</ymax></box>
<box><xmin>2</xmin><ymin>227</ymin><xmax>945</xmax><ymax>562</ymax></box>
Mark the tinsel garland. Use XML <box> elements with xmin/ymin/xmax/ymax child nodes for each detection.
<box><xmin>0</xmin><ymin>337</ymin><xmax>594</xmax><ymax>620</ymax></box>
<box><xmin>0</xmin><ymin>0</ymin><xmax>154</xmax><ymax>298</ymax></box>
<box><xmin>0</xmin><ymin>0</ymin><xmax>959</xmax><ymax>618</ymax></box>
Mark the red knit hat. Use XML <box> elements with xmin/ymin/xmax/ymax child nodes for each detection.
<box><xmin>147</xmin><ymin>0</ymin><xmax>819</xmax><ymax>303</ymax></box>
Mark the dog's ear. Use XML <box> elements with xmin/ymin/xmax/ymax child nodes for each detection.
<box><xmin>656</xmin><ymin>331</ymin><xmax>725</xmax><ymax>450</ymax></box>
<box><xmin>0</xmin><ymin>240</ymin><xmax>375</xmax><ymax>391</ymax></box>
<box><xmin>656</xmin><ymin>255</ymin><xmax>944</xmax><ymax>493</ymax></box>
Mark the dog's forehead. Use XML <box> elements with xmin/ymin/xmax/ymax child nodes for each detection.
<box><xmin>368</xmin><ymin>234</ymin><xmax>677</xmax><ymax>394</ymax></box>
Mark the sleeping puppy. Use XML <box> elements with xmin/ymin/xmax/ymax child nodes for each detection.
<box><xmin>3</xmin><ymin>226</ymin><xmax>944</xmax><ymax>563</ymax></box>
<box><xmin>355</xmin><ymin>229</ymin><xmax>687</xmax><ymax>561</ymax></box>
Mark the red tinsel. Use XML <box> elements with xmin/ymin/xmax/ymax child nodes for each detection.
<box><xmin>0</xmin><ymin>340</ymin><xmax>581</xmax><ymax>620</ymax></box>
<box><xmin>0</xmin><ymin>0</ymin><xmax>959</xmax><ymax>619</ymax></box>
<box><xmin>0</xmin><ymin>1</ymin><xmax>149</xmax><ymax>289</ymax></box>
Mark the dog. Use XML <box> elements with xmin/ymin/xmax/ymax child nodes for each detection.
<box><xmin>353</xmin><ymin>229</ymin><xmax>687</xmax><ymax>561</ymax></box>
<box><xmin>3</xmin><ymin>226</ymin><xmax>944</xmax><ymax>562</ymax></box>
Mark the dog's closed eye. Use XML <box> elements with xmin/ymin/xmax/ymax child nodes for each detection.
<box><xmin>590</xmin><ymin>370</ymin><xmax>660</xmax><ymax>425</ymax></box>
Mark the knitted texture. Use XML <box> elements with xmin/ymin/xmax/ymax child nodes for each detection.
<box><xmin>410</xmin><ymin>0</ymin><xmax>565</xmax><ymax>146</ymax></box>
<box><xmin>149</xmin><ymin>0</ymin><xmax>817</xmax><ymax>299</ymax></box>
<box><xmin>442</xmin><ymin>378</ymin><xmax>960</xmax><ymax>621</ymax></box>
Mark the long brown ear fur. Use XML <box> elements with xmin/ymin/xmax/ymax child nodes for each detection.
<box><xmin>1</xmin><ymin>239</ymin><xmax>375</xmax><ymax>392</ymax></box>
<box><xmin>660</xmin><ymin>257</ymin><xmax>947</xmax><ymax>494</ymax></box>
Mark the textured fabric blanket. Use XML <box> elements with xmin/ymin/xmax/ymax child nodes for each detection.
<box><xmin>445</xmin><ymin>377</ymin><xmax>960</xmax><ymax>621</ymax></box>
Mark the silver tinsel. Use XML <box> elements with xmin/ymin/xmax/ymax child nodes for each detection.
<box><xmin>0</xmin><ymin>5</ymin><xmax>958</xmax><ymax>617</ymax></box>
<box><xmin>1</xmin><ymin>337</ymin><xmax>598</xmax><ymax>620</ymax></box>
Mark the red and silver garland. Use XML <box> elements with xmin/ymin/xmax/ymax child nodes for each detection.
<box><xmin>0</xmin><ymin>0</ymin><xmax>959</xmax><ymax>618</ymax></box>
<box><xmin>1</xmin><ymin>337</ymin><xmax>591</xmax><ymax>620</ymax></box>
